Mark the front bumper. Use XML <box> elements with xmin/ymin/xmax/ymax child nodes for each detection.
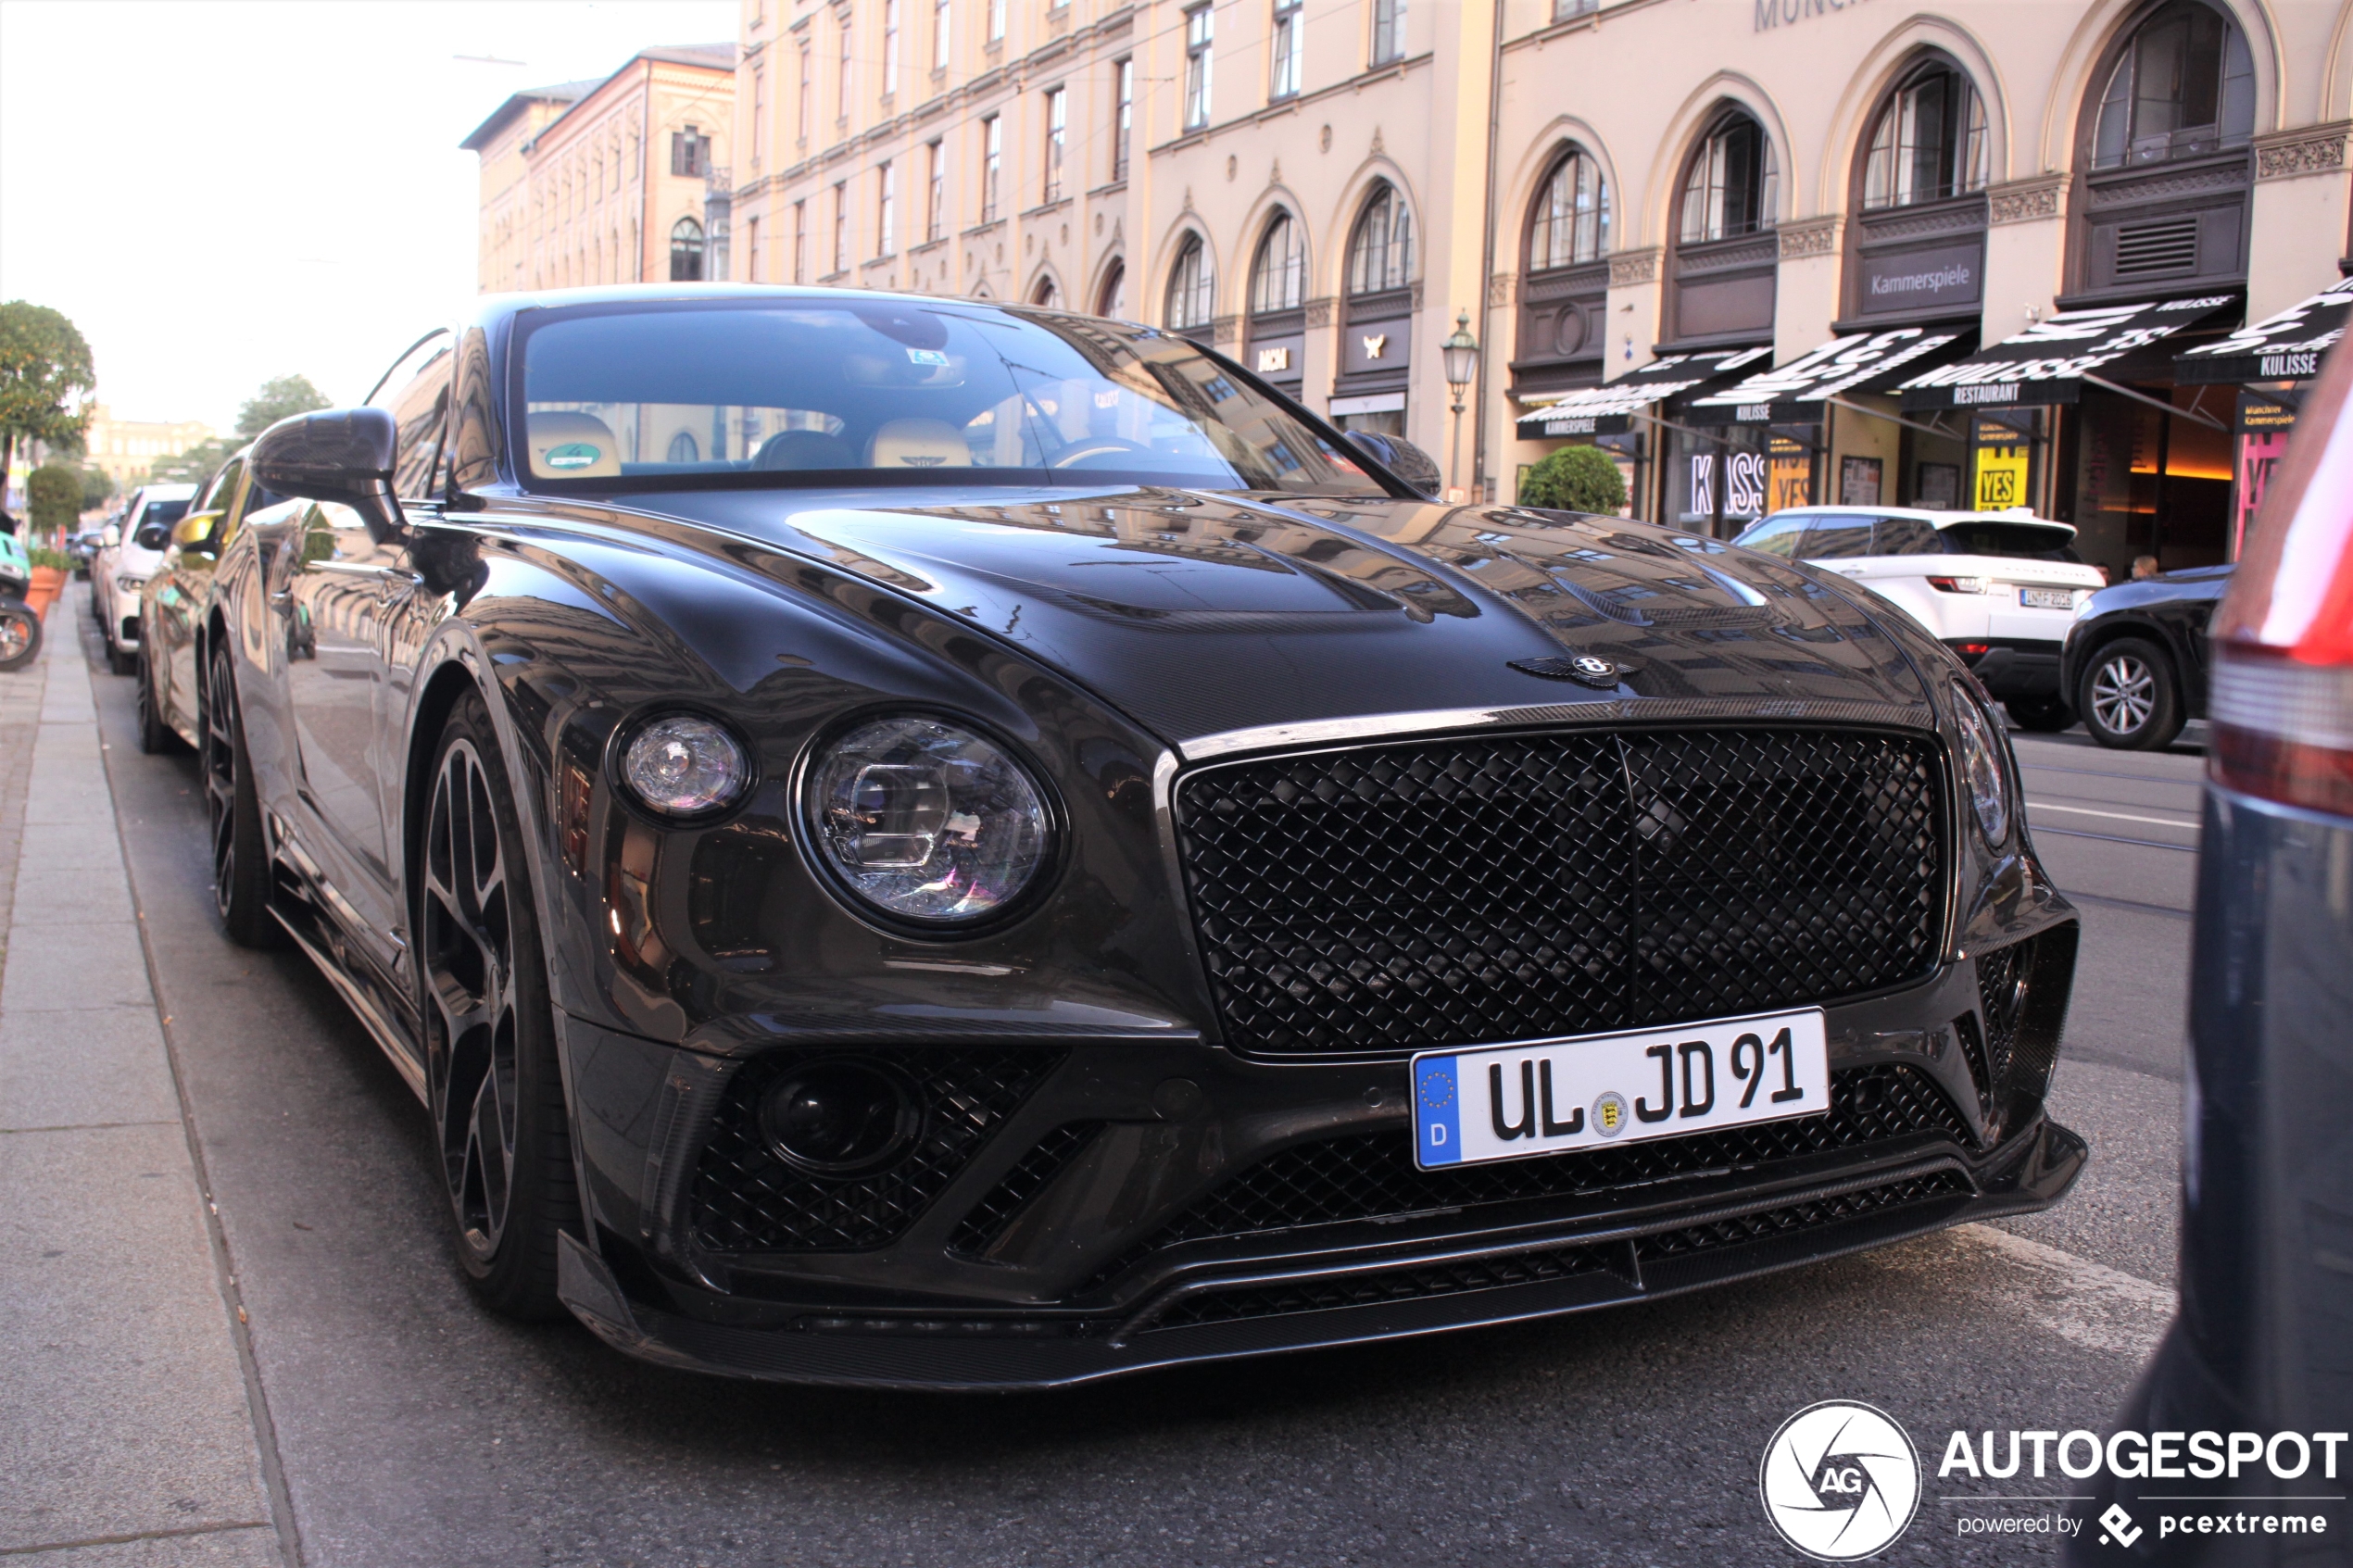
<box><xmin>552</xmin><ymin>919</ymin><xmax>2085</xmax><ymax>1389</ymax></box>
<box><xmin>1946</xmin><ymin>638</ymin><xmax>2066</xmax><ymax>700</ymax></box>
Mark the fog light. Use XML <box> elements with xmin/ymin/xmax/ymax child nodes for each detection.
<box><xmin>621</xmin><ymin>714</ymin><xmax>751</xmax><ymax>816</ymax></box>
<box><xmin>758</xmin><ymin>1060</ymin><xmax>921</xmax><ymax>1176</ymax></box>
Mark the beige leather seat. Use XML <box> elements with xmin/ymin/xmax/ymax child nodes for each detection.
<box><xmin>526</xmin><ymin>411</ymin><xmax>623</xmax><ymax>478</ymax></box>
<box><xmin>866</xmin><ymin>419</ymin><xmax>970</xmax><ymax>470</ymax></box>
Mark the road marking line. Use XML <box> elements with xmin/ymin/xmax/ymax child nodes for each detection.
<box><xmin>1948</xmin><ymin>1223</ymin><xmax>2177</xmax><ymax>1361</ymax></box>
<box><xmin>2027</xmin><ymin>800</ymin><xmax>2200</xmax><ymax>830</ymax></box>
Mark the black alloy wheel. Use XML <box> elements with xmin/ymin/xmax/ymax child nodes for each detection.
<box><xmin>202</xmin><ymin>641</ymin><xmax>283</xmax><ymax>948</ymax></box>
<box><xmin>419</xmin><ymin>692</ymin><xmax>577</xmax><ymax>1318</ymax></box>
<box><xmin>2005</xmin><ymin>696</ymin><xmax>2075</xmax><ymax>734</ymax></box>
<box><xmin>2078</xmin><ymin>636</ymin><xmax>2184</xmax><ymax>751</ymax></box>
<box><xmin>134</xmin><ymin>638</ymin><xmax>183</xmax><ymax>754</ymax></box>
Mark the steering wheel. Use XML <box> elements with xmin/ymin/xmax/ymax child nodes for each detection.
<box><xmin>1049</xmin><ymin>436</ymin><xmax>1156</xmax><ymax>470</ymax></box>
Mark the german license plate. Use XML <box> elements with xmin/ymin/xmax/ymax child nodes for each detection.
<box><xmin>1410</xmin><ymin>1009</ymin><xmax>1829</xmax><ymax>1170</ymax></box>
<box><xmin>2020</xmin><ymin>586</ymin><xmax>2073</xmax><ymax>609</ymax></box>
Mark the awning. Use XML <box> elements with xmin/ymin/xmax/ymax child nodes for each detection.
<box><xmin>2174</xmin><ymin>277</ymin><xmax>2353</xmax><ymax>385</ymax></box>
<box><xmin>1897</xmin><ymin>295</ymin><xmax>2240</xmax><ymax>410</ymax></box>
<box><xmin>1682</xmin><ymin>327</ymin><xmax>1973</xmax><ymax>425</ymax></box>
<box><xmin>1514</xmin><ymin>347</ymin><xmax>1770</xmax><ymax>436</ymax></box>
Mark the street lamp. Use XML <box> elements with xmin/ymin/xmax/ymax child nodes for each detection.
<box><xmin>1441</xmin><ymin>309</ymin><xmax>1479</xmax><ymax>502</ymax></box>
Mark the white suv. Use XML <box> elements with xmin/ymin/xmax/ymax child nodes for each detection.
<box><xmin>1732</xmin><ymin>506</ymin><xmax>2108</xmax><ymax>731</ymax></box>
<box><xmin>89</xmin><ymin>483</ymin><xmax>196</xmax><ymax>675</ymax></box>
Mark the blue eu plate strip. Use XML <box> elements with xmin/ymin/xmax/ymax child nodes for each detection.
<box><xmin>1414</xmin><ymin>1054</ymin><xmax>1461</xmax><ymax>1166</ymax></box>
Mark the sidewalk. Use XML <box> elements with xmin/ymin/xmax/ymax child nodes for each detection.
<box><xmin>0</xmin><ymin>613</ymin><xmax>284</xmax><ymax>1565</ymax></box>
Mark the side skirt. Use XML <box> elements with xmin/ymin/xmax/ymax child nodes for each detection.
<box><xmin>268</xmin><ymin>907</ymin><xmax>428</xmax><ymax>1107</ymax></box>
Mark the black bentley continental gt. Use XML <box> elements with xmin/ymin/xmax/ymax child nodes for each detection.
<box><xmin>176</xmin><ymin>286</ymin><xmax>2083</xmax><ymax>1387</ymax></box>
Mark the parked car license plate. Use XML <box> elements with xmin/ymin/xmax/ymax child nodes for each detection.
<box><xmin>1410</xmin><ymin>1008</ymin><xmax>1829</xmax><ymax>1169</ymax></box>
<box><xmin>2019</xmin><ymin>586</ymin><xmax>2073</xmax><ymax>609</ymax></box>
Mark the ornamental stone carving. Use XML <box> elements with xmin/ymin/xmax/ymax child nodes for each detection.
<box><xmin>1608</xmin><ymin>247</ymin><xmax>1660</xmax><ymax>286</ymax></box>
<box><xmin>1208</xmin><ymin>313</ymin><xmax>1240</xmax><ymax>345</ymax></box>
<box><xmin>1304</xmin><ymin>295</ymin><xmax>1334</xmax><ymax>326</ymax></box>
<box><xmin>1986</xmin><ymin>175</ymin><xmax>2065</xmax><ymax>226</ymax></box>
<box><xmin>2258</xmin><ymin>123</ymin><xmax>2350</xmax><ymax>181</ymax></box>
<box><xmin>1487</xmin><ymin>272</ymin><xmax>1517</xmax><ymax>307</ymax></box>
<box><xmin>1777</xmin><ymin>218</ymin><xmax>1840</xmax><ymax>259</ymax></box>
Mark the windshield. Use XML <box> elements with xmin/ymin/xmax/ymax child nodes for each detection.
<box><xmin>1933</xmin><ymin>521</ymin><xmax>2081</xmax><ymax>561</ymax></box>
<box><xmin>135</xmin><ymin>499</ymin><xmax>190</xmax><ymax>531</ymax></box>
<box><xmin>515</xmin><ymin>300</ymin><xmax>1383</xmax><ymax>496</ymax></box>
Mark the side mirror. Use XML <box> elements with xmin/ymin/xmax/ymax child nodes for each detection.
<box><xmin>135</xmin><ymin>521</ymin><xmax>173</xmax><ymax>550</ymax></box>
<box><xmin>1343</xmin><ymin>431</ymin><xmax>1444</xmax><ymax>499</ymax></box>
<box><xmin>171</xmin><ymin>510</ymin><xmax>222</xmax><ymax>549</ymax></box>
<box><xmin>251</xmin><ymin>407</ymin><xmax>403</xmax><ymax>537</ymax></box>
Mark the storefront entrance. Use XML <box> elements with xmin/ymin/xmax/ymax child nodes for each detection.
<box><xmin>2061</xmin><ymin>383</ymin><xmax>2233</xmax><ymax>579</ymax></box>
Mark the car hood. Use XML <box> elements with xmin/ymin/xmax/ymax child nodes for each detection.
<box><xmin>630</xmin><ymin>486</ymin><xmax>1933</xmax><ymax>751</ymax></box>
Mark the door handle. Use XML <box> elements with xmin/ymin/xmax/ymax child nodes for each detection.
<box><xmin>268</xmin><ymin>588</ymin><xmax>293</xmax><ymax>609</ymax></box>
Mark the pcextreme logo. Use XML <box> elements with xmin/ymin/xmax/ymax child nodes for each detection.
<box><xmin>1759</xmin><ymin>1401</ymin><xmax>1922</xmax><ymax>1561</ymax></box>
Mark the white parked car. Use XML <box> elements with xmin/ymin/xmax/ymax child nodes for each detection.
<box><xmin>89</xmin><ymin>483</ymin><xmax>195</xmax><ymax>675</ymax></box>
<box><xmin>1731</xmin><ymin>506</ymin><xmax>2108</xmax><ymax>731</ymax></box>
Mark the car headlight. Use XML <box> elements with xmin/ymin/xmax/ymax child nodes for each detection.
<box><xmin>804</xmin><ymin>715</ymin><xmax>1053</xmax><ymax>927</ymax></box>
<box><xmin>620</xmin><ymin>714</ymin><xmax>753</xmax><ymax>816</ymax></box>
<box><xmin>1950</xmin><ymin>685</ymin><xmax>2012</xmax><ymax>847</ymax></box>
<box><xmin>114</xmin><ymin>572</ymin><xmax>145</xmax><ymax>595</ymax></box>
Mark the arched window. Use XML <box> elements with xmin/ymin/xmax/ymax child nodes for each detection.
<box><xmin>1346</xmin><ymin>183</ymin><xmax>1415</xmax><ymax>295</ymax></box>
<box><xmin>1249</xmin><ymin>212</ymin><xmax>1304</xmax><ymax>314</ymax></box>
<box><xmin>1097</xmin><ymin>257</ymin><xmax>1127</xmax><ymax>320</ymax></box>
<box><xmin>1031</xmin><ymin>275</ymin><xmax>1060</xmax><ymax>307</ymax></box>
<box><xmin>1165</xmin><ymin>233</ymin><xmax>1214</xmax><ymax>330</ymax></box>
<box><xmin>1679</xmin><ymin>113</ymin><xmax>1777</xmax><ymax>244</ymax></box>
<box><xmin>669</xmin><ymin>217</ymin><xmax>705</xmax><ymax>281</ymax></box>
<box><xmin>2092</xmin><ymin>0</ymin><xmax>2256</xmax><ymax>169</ymax></box>
<box><xmin>1863</xmin><ymin>63</ymin><xmax>1989</xmax><ymax>208</ymax></box>
<box><xmin>1529</xmin><ymin>146</ymin><xmax>1610</xmax><ymax>269</ymax></box>
<box><xmin>666</xmin><ymin>431</ymin><xmax>700</xmax><ymax>463</ymax></box>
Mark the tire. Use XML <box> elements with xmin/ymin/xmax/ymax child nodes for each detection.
<box><xmin>135</xmin><ymin>639</ymin><xmax>185</xmax><ymax>754</ymax></box>
<box><xmin>202</xmin><ymin>640</ymin><xmax>284</xmax><ymax>949</ymax></box>
<box><xmin>2078</xmin><ymin>636</ymin><xmax>2184</xmax><ymax>750</ymax></box>
<box><xmin>2006</xmin><ymin>695</ymin><xmax>2075</xmax><ymax>734</ymax></box>
<box><xmin>0</xmin><ymin>604</ymin><xmax>39</xmax><ymax>672</ymax></box>
<box><xmin>418</xmin><ymin>691</ymin><xmax>578</xmax><ymax>1320</ymax></box>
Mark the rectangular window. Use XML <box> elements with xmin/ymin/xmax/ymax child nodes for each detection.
<box><xmin>792</xmin><ymin>199</ymin><xmax>808</xmax><ymax>282</ymax></box>
<box><xmin>1550</xmin><ymin>0</ymin><xmax>1595</xmax><ymax>19</ymax></box>
<box><xmin>981</xmin><ymin>113</ymin><xmax>1002</xmax><ymax>220</ymax></box>
<box><xmin>832</xmin><ymin>181</ymin><xmax>849</xmax><ymax>272</ymax></box>
<box><xmin>926</xmin><ymin>138</ymin><xmax>945</xmax><ymax>241</ymax></box>
<box><xmin>1371</xmin><ymin>0</ymin><xmax>1404</xmax><ymax>65</ymax></box>
<box><xmin>878</xmin><ymin>160</ymin><xmax>897</xmax><ymax>255</ymax></box>
<box><xmin>1043</xmin><ymin>87</ymin><xmax>1067</xmax><ymax>202</ymax></box>
<box><xmin>883</xmin><ymin>0</ymin><xmax>900</xmax><ymax>95</ymax></box>
<box><xmin>1113</xmin><ymin>57</ymin><xmax>1134</xmax><ymax>181</ymax></box>
<box><xmin>746</xmin><ymin>215</ymin><xmax>762</xmax><ymax>282</ymax></box>
<box><xmin>749</xmin><ymin>67</ymin><xmax>767</xmax><ymax>169</ymax></box>
<box><xmin>1270</xmin><ymin>0</ymin><xmax>1302</xmax><ymax>99</ymax></box>
<box><xmin>934</xmin><ymin>0</ymin><xmax>950</xmax><ymax>71</ymax></box>
<box><xmin>987</xmin><ymin>0</ymin><xmax>1005</xmax><ymax>42</ymax></box>
<box><xmin>798</xmin><ymin>44</ymin><xmax>812</xmax><ymax>143</ymax></box>
<box><xmin>1183</xmin><ymin>6</ymin><xmax>1214</xmax><ymax>130</ymax></box>
<box><xmin>671</xmin><ymin>125</ymin><xmax>710</xmax><ymax>176</ymax></box>
<box><xmin>837</xmin><ymin>22</ymin><xmax>853</xmax><ymax>126</ymax></box>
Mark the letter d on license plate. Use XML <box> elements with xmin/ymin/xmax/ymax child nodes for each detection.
<box><xmin>1411</xmin><ymin>1008</ymin><xmax>1829</xmax><ymax>1169</ymax></box>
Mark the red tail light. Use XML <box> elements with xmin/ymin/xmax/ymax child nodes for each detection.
<box><xmin>2209</xmin><ymin>339</ymin><xmax>2353</xmax><ymax>815</ymax></box>
<box><xmin>1951</xmin><ymin>642</ymin><xmax>1992</xmax><ymax>659</ymax></box>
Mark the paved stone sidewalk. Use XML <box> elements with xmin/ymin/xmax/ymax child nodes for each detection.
<box><xmin>0</xmin><ymin>613</ymin><xmax>286</xmax><ymax>1564</ymax></box>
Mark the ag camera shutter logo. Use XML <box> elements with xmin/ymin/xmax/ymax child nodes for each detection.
<box><xmin>1760</xmin><ymin>1400</ymin><xmax>1922</xmax><ymax>1560</ymax></box>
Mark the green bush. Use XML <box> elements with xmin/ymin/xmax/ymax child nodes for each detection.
<box><xmin>1518</xmin><ymin>444</ymin><xmax>1628</xmax><ymax>514</ymax></box>
<box><xmin>26</xmin><ymin>462</ymin><xmax>82</xmax><ymax>533</ymax></box>
<box><xmin>28</xmin><ymin>546</ymin><xmax>73</xmax><ymax>571</ymax></box>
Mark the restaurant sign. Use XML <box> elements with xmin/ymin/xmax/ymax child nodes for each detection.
<box><xmin>2175</xmin><ymin>277</ymin><xmax>2353</xmax><ymax>385</ymax></box>
<box><xmin>1899</xmin><ymin>296</ymin><xmax>2237</xmax><ymax>409</ymax></box>
<box><xmin>1686</xmin><ymin>328</ymin><xmax>1965</xmax><ymax>423</ymax></box>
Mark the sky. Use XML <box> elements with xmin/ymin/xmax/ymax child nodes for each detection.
<box><xmin>0</xmin><ymin>0</ymin><xmax>737</xmax><ymax>434</ymax></box>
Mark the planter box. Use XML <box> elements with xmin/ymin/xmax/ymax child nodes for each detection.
<box><xmin>26</xmin><ymin>565</ymin><xmax>66</xmax><ymax>621</ymax></box>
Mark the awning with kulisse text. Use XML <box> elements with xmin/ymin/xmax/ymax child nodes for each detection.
<box><xmin>1681</xmin><ymin>328</ymin><xmax>1973</xmax><ymax>425</ymax></box>
<box><xmin>2174</xmin><ymin>277</ymin><xmax>2353</xmax><ymax>385</ymax></box>
<box><xmin>1515</xmin><ymin>347</ymin><xmax>1771</xmax><ymax>436</ymax></box>
<box><xmin>1897</xmin><ymin>295</ymin><xmax>2240</xmax><ymax>409</ymax></box>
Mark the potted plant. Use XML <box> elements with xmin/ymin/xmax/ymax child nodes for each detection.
<box><xmin>24</xmin><ymin>545</ymin><xmax>70</xmax><ymax>620</ymax></box>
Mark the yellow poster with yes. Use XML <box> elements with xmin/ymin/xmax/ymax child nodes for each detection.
<box><xmin>1973</xmin><ymin>444</ymin><xmax>2029</xmax><ymax>509</ymax></box>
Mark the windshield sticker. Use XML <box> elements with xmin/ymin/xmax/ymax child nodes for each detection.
<box><xmin>544</xmin><ymin>443</ymin><xmax>601</xmax><ymax>470</ymax></box>
<box><xmin>906</xmin><ymin>348</ymin><xmax>950</xmax><ymax>367</ymax></box>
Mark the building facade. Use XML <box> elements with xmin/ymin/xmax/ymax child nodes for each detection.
<box><xmin>80</xmin><ymin>406</ymin><xmax>216</xmax><ymax>493</ymax></box>
<box><xmin>708</xmin><ymin>0</ymin><xmax>2347</xmax><ymax>576</ymax></box>
<box><xmin>462</xmin><ymin>44</ymin><xmax>737</xmax><ymax>295</ymax></box>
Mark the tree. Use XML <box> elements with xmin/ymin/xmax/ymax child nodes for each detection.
<box><xmin>27</xmin><ymin>462</ymin><xmax>82</xmax><ymax>533</ymax></box>
<box><xmin>150</xmin><ymin>436</ymin><xmax>238</xmax><ymax>489</ymax></box>
<box><xmin>78</xmin><ymin>464</ymin><xmax>115</xmax><ymax>509</ymax></box>
<box><xmin>0</xmin><ymin>302</ymin><xmax>96</xmax><ymax>496</ymax></box>
<box><xmin>1518</xmin><ymin>444</ymin><xmax>1628</xmax><ymax>514</ymax></box>
<box><xmin>235</xmin><ymin>374</ymin><xmax>330</xmax><ymax>439</ymax></box>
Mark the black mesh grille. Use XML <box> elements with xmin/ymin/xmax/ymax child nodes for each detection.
<box><xmin>1969</xmin><ymin>935</ymin><xmax>2064</xmax><ymax>1135</ymax></box>
<box><xmin>1175</xmin><ymin>728</ymin><xmax>1944</xmax><ymax>1058</ymax></box>
<box><xmin>690</xmin><ymin>1050</ymin><xmax>1063</xmax><ymax>1253</ymax></box>
<box><xmin>1147</xmin><ymin>1170</ymin><xmax>1971</xmax><ymax>1330</ymax></box>
<box><xmin>948</xmin><ymin>1122</ymin><xmax>1106</xmax><ymax>1256</ymax></box>
<box><xmin>1099</xmin><ymin>1064</ymin><xmax>1968</xmax><ymax>1284</ymax></box>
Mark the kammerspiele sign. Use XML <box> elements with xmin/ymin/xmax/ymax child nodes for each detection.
<box><xmin>1897</xmin><ymin>296</ymin><xmax>2238</xmax><ymax>409</ymax></box>
<box><xmin>1684</xmin><ymin>328</ymin><xmax>1968</xmax><ymax>425</ymax></box>
<box><xmin>2174</xmin><ymin>277</ymin><xmax>2353</xmax><ymax>385</ymax></box>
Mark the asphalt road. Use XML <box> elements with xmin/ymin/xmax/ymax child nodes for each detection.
<box><xmin>77</xmin><ymin>606</ymin><xmax>2202</xmax><ymax>1568</ymax></box>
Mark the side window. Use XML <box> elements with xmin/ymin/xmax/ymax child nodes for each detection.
<box><xmin>1737</xmin><ymin>513</ymin><xmax>1808</xmax><ymax>558</ymax></box>
<box><xmin>1871</xmin><ymin>516</ymin><xmax>1943</xmax><ymax>555</ymax></box>
<box><xmin>200</xmin><ymin>458</ymin><xmax>243</xmax><ymax>518</ymax></box>
<box><xmin>1799</xmin><ymin>515</ymin><xmax>1874</xmax><ymax>558</ymax></box>
<box><xmin>368</xmin><ymin>330</ymin><xmax>456</xmax><ymax>503</ymax></box>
